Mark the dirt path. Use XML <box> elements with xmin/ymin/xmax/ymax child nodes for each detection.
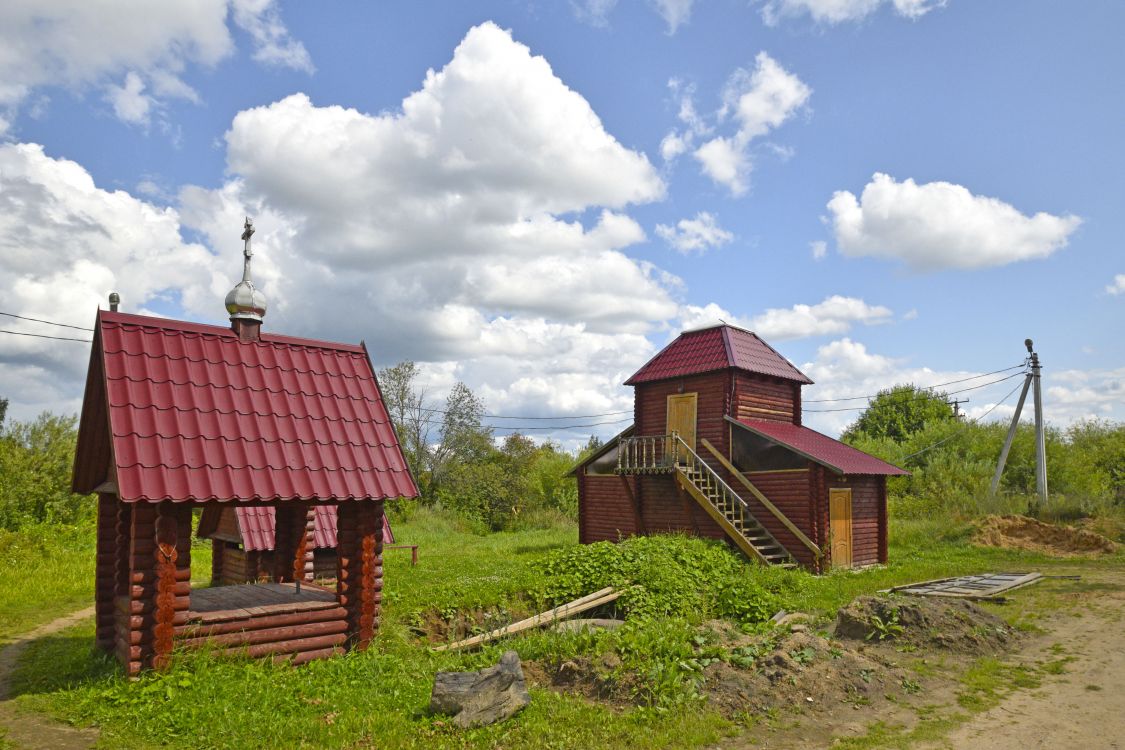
<box><xmin>935</xmin><ymin>581</ymin><xmax>1125</xmax><ymax>750</ymax></box>
<box><xmin>0</xmin><ymin>606</ymin><xmax>100</xmax><ymax>750</ymax></box>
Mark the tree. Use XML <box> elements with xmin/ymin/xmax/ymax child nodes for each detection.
<box><xmin>0</xmin><ymin>412</ymin><xmax>89</xmax><ymax>529</ymax></box>
<box><xmin>842</xmin><ymin>385</ymin><xmax>955</xmax><ymax>444</ymax></box>
<box><xmin>377</xmin><ymin>361</ymin><xmax>433</xmax><ymax>489</ymax></box>
<box><xmin>429</xmin><ymin>382</ymin><xmax>494</xmax><ymax>494</ymax></box>
<box><xmin>0</xmin><ymin>397</ymin><xmax>7</xmax><ymax>427</ymax></box>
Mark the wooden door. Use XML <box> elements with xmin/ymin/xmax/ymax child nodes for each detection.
<box><xmin>829</xmin><ymin>488</ymin><xmax>853</xmax><ymax>568</ymax></box>
<box><xmin>666</xmin><ymin>393</ymin><xmax>698</xmax><ymax>462</ymax></box>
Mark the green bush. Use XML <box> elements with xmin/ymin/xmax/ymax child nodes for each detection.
<box><xmin>534</xmin><ymin>534</ymin><xmax>782</xmax><ymax>625</ymax></box>
<box><xmin>0</xmin><ymin>413</ymin><xmax>92</xmax><ymax>531</ymax></box>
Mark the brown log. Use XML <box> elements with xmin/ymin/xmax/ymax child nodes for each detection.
<box><xmin>131</xmin><ymin>568</ymin><xmax>192</xmax><ymax>584</ymax></box>
<box><xmin>130</xmin><ymin>581</ymin><xmax>191</xmax><ymax>599</ymax></box>
<box><xmin>120</xmin><ymin>612</ymin><xmax>188</xmax><ymax>631</ymax></box>
<box><xmin>179</xmin><ymin>619</ymin><xmax>348</xmax><ymax>649</ymax></box>
<box><xmin>117</xmin><ymin>598</ymin><xmax>189</xmax><ymax>616</ymax></box>
<box><xmin>175</xmin><ymin>607</ymin><xmax>348</xmax><ymax>638</ymax></box>
<box><xmin>219</xmin><ymin>633</ymin><xmax>347</xmax><ymax>659</ymax></box>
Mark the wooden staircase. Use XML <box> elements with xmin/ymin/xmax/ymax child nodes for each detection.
<box><xmin>617</xmin><ymin>434</ymin><xmax>795</xmax><ymax>567</ymax></box>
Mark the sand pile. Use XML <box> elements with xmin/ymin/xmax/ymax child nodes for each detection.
<box><xmin>973</xmin><ymin>514</ymin><xmax>1118</xmax><ymax>556</ymax></box>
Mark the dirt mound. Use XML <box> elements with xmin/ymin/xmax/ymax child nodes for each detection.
<box><xmin>834</xmin><ymin>595</ymin><xmax>1015</xmax><ymax>654</ymax></box>
<box><xmin>702</xmin><ymin>631</ymin><xmax>909</xmax><ymax>718</ymax></box>
<box><xmin>973</xmin><ymin>514</ymin><xmax>1118</xmax><ymax>556</ymax></box>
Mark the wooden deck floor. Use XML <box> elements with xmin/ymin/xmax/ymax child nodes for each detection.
<box><xmin>187</xmin><ymin>582</ymin><xmax>338</xmax><ymax>625</ymax></box>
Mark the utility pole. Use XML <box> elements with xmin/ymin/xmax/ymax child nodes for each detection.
<box><xmin>947</xmin><ymin>398</ymin><xmax>969</xmax><ymax>418</ymax></box>
<box><xmin>989</xmin><ymin>339</ymin><xmax>1048</xmax><ymax>511</ymax></box>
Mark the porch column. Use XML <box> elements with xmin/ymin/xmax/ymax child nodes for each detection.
<box><xmin>151</xmin><ymin>502</ymin><xmax>192</xmax><ymax>670</ymax></box>
<box><xmin>336</xmin><ymin>501</ymin><xmax>383</xmax><ymax>651</ymax></box>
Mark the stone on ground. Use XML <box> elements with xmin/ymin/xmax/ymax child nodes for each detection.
<box><xmin>430</xmin><ymin>650</ymin><xmax>531</xmax><ymax>728</ymax></box>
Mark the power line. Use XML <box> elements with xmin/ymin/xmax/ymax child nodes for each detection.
<box><xmin>408</xmin><ymin>404</ymin><xmax>633</xmax><ymax>421</ymax></box>
<box><xmin>804</xmin><ymin>370</ymin><xmax>1027</xmax><ymax>412</ymax></box>
<box><xmin>899</xmin><ymin>378</ymin><xmax>1028</xmax><ymax>461</ymax></box>
<box><xmin>0</xmin><ymin>328</ymin><xmax>92</xmax><ymax>343</ymax></box>
<box><xmin>0</xmin><ymin>311</ymin><xmax>94</xmax><ymax>331</ymax></box>
<box><xmin>803</xmin><ymin>363</ymin><xmax>1027</xmax><ymax>403</ymax></box>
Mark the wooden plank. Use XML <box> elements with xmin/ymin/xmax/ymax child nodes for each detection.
<box><xmin>433</xmin><ymin>588</ymin><xmax>619</xmax><ymax>652</ymax></box>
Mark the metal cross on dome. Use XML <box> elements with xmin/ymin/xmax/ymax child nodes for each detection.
<box><xmin>241</xmin><ymin>216</ymin><xmax>255</xmax><ymax>258</ymax></box>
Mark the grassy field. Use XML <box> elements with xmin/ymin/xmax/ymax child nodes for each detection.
<box><xmin>3</xmin><ymin>511</ymin><xmax>1123</xmax><ymax>749</ymax></box>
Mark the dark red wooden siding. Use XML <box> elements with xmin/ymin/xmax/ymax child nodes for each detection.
<box><xmin>732</xmin><ymin>372</ymin><xmax>800</xmax><ymax>425</ymax></box>
<box><xmin>578</xmin><ymin>474</ymin><xmax>641</xmax><ymax>543</ymax></box>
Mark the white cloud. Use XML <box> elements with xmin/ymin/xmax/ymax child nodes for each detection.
<box><xmin>656</xmin><ymin>212</ymin><xmax>734</xmax><ymax>253</ymax></box>
<box><xmin>798</xmin><ymin>340</ymin><xmax>1124</xmax><ymax>436</ymax></box>
<box><xmin>827</xmin><ymin>173</ymin><xmax>1082</xmax><ymax>271</ymax></box>
<box><xmin>810</xmin><ymin>240</ymin><xmax>827</xmax><ymax>260</ymax></box>
<box><xmin>761</xmin><ymin>0</ymin><xmax>945</xmax><ymax>26</ymax></box>
<box><xmin>572</xmin><ymin>0</ymin><xmax>695</xmax><ymax>32</ymax></box>
<box><xmin>650</xmin><ymin>0</ymin><xmax>696</xmax><ymax>33</ymax></box>
<box><xmin>692</xmin><ymin>53</ymin><xmax>811</xmax><ymax>195</ymax></box>
<box><xmin>231</xmin><ymin>0</ymin><xmax>314</xmax><ymax>73</ymax></box>
<box><xmin>0</xmin><ymin>0</ymin><xmax>309</xmax><ymax>128</ymax></box>
<box><xmin>1106</xmin><ymin>274</ymin><xmax>1125</xmax><ymax>295</ymax></box>
<box><xmin>0</xmin><ymin>143</ymin><xmax>223</xmax><ymax>420</ymax></box>
<box><xmin>106</xmin><ymin>71</ymin><xmax>152</xmax><ymax>126</ymax></box>
<box><xmin>677</xmin><ymin>295</ymin><xmax>893</xmax><ymax>342</ymax></box>
<box><xmin>173</xmin><ymin>22</ymin><xmax>673</xmax><ymax>428</ymax></box>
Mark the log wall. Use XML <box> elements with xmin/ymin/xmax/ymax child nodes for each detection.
<box><xmin>732</xmin><ymin>373</ymin><xmax>799</xmax><ymax>424</ymax></box>
<box><xmin>734</xmin><ymin>469</ymin><xmax>818</xmax><ymax>567</ymax></box>
<box><xmin>175</xmin><ymin>602</ymin><xmax>347</xmax><ymax>665</ymax></box>
<box><xmin>634</xmin><ymin>371</ymin><xmax>732</xmax><ymax>455</ymax></box>
<box><xmin>577</xmin><ymin>474</ymin><xmax>639</xmax><ymax>543</ymax></box>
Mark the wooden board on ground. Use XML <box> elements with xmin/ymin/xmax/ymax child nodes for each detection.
<box><xmin>433</xmin><ymin>587</ymin><xmax>621</xmax><ymax>652</ymax></box>
<box><xmin>881</xmin><ymin>572</ymin><xmax>1043</xmax><ymax>600</ymax></box>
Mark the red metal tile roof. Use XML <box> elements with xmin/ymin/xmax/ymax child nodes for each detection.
<box><xmin>731</xmin><ymin>418</ymin><xmax>909</xmax><ymax>476</ymax></box>
<box><xmin>93</xmin><ymin>310</ymin><xmax>419</xmax><ymax>502</ymax></box>
<box><xmin>625</xmin><ymin>325</ymin><xmax>812</xmax><ymax>386</ymax></box>
<box><xmin>235</xmin><ymin>506</ymin><xmax>395</xmax><ymax>551</ymax></box>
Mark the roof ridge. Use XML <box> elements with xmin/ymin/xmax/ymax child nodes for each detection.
<box><xmin>100</xmin><ymin>312</ymin><xmax>366</xmax><ymax>354</ymax></box>
<box><xmin>100</xmin><ymin>346</ymin><xmax>370</xmax><ymax>378</ymax></box>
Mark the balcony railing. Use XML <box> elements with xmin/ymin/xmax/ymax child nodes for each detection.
<box><xmin>616</xmin><ymin>433</ymin><xmax>681</xmax><ymax>474</ymax></box>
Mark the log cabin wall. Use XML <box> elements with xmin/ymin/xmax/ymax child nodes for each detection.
<box><xmin>731</xmin><ymin>372</ymin><xmax>800</xmax><ymax>425</ymax></box>
<box><xmin>94</xmin><ymin>494</ymin><xmax>118</xmax><ymax>650</ymax></box>
<box><xmin>823</xmin><ymin>474</ymin><xmax>882</xmax><ymax>567</ymax></box>
<box><xmin>577</xmin><ymin>473</ymin><xmax>639</xmax><ymax>544</ymax></box>
<box><xmin>736</xmin><ymin>469</ymin><xmax>818</xmax><ymax>567</ymax></box>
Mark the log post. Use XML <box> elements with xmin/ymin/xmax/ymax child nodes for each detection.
<box><xmin>273</xmin><ymin>505</ymin><xmax>299</xmax><ymax>583</ymax></box>
<box><xmin>297</xmin><ymin>506</ymin><xmax>316</xmax><ymax>583</ymax></box>
<box><xmin>336</xmin><ymin>501</ymin><xmax>383</xmax><ymax>651</ymax></box>
<box><xmin>152</xmin><ymin>504</ymin><xmax>179</xmax><ymax>669</ymax></box>
<box><xmin>118</xmin><ymin>503</ymin><xmax>156</xmax><ymax>676</ymax></box>
<box><xmin>94</xmin><ymin>493</ymin><xmax>118</xmax><ymax>651</ymax></box>
<box><xmin>211</xmin><ymin>539</ymin><xmax>224</xmax><ymax>585</ymax></box>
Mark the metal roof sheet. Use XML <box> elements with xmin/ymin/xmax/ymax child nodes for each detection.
<box><xmin>625</xmin><ymin>325</ymin><xmax>812</xmax><ymax>386</ymax></box>
<box><xmin>234</xmin><ymin>506</ymin><xmax>395</xmax><ymax>551</ymax></box>
<box><xmin>93</xmin><ymin>310</ymin><xmax>419</xmax><ymax>502</ymax></box>
<box><xmin>730</xmin><ymin>417</ymin><xmax>909</xmax><ymax>476</ymax></box>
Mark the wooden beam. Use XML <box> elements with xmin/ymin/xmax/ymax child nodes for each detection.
<box><xmin>433</xmin><ymin>587</ymin><xmax>620</xmax><ymax>652</ymax></box>
<box><xmin>700</xmin><ymin>438</ymin><xmax>822</xmax><ymax>559</ymax></box>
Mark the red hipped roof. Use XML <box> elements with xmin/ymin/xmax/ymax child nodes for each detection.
<box><xmin>625</xmin><ymin>325</ymin><xmax>812</xmax><ymax>386</ymax></box>
<box><xmin>234</xmin><ymin>506</ymin><xmax>395</xmax><ymax>551</ymax></box>
<box><xmin>731</xmin><ymin>418</ymin><xmax>909</xmax><ymax>476</ymax></box>
<box><xmin>74</xmin><ymin>310</ymin><xmax>419</xmax><ymax>503</ymax></box>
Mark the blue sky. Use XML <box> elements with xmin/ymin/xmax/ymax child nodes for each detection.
<box><xmin>0</xmin><ymin>0</ymin><xmax>1121</xmax><ymax>443</ymax></box>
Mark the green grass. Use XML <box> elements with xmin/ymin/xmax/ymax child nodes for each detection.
<box><xmin>0</xmin><ymin>524</ymin><xmax>94</xmax><ymax>643</ymax></box>
<box><xmin>3</xmin><ymin>511</ymin><xmax>1123</xmax><ymax>749</ymax></box>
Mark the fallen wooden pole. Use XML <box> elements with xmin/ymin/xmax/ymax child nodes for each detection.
<box><xmin>433</xmin><ymin>587</ymin><xmax>620</xmax><ymax>652</ymax></box>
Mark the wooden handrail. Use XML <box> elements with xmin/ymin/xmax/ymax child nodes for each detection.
<box><xmin>699</xmin><ymin>438</ymin><xmax>822</xmax><ymax>559</ymax></box>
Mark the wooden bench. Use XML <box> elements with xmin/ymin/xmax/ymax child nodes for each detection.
<box><xmin>385</xmin><ymin>544</ymin><xmax>419</xmax><ymax>566</ymax></box>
